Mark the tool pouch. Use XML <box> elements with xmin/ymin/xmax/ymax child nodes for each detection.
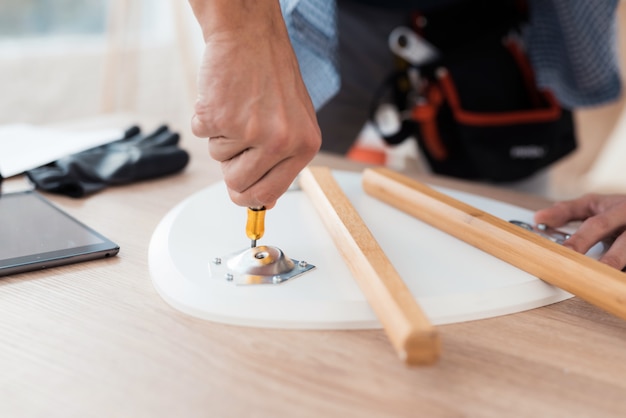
<box><xmin>373</xmin><ymin>0</ymin><xmax>577</xmax><ymax>182</ymax></box>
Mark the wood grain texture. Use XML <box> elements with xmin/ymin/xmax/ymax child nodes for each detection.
<box><xmin>363</xmin><ymin>166</ymin><xmax>626</xmax><ymax>323</ymax></box>
<box><xmin>3</xmin><ymin>116</ymin><xmax>626</xmax><ymax>417</ymax></box>
<box><xmin>299</xmin><ymin>166</ymin><xmax>440</xmax><ymax>365</ymax></box>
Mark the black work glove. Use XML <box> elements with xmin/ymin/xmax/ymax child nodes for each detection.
<box><xmin>26</xmin><ymin>125</ymin><xmax>189</xmax><ymax>197</ymax></box>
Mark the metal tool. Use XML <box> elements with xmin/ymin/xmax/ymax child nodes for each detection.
<box><xmin>208</xmin><ymin>202</ymin><xmax>315</xmax><ymax>286</ymax></box>
<box><xmin>509</xmin><ymin>220</ymin><xmax>571</xmax><ymax>245</ymax></box>
<box><xmin>209</xmin><ymin>245</ymin><xmax>314</xmax><ymax>285</ymax></box>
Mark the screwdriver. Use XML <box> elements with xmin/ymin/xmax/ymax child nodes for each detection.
<box><xmin>246</xmin><ymin>206</ymin><xmax>266</xmax><ymax>248</ymax></box>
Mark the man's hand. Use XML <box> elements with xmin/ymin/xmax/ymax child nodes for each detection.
<box><xmin>188</xmin><ymin>0</ymin><xmax>321</xmax><ymax>209</ymax></box>
<box><xmin>534</xmin><ymin>194</ymin><xmax>626</xmax><ymax>270</ymax></box>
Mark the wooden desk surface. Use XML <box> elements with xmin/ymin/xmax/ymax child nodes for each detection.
<box><xmin>2</xmin><ymin>122</ymin><xmax>626</xmax><ymax>418</ymax></box>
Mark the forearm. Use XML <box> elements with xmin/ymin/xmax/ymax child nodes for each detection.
<box><xmin>188</xmin><ymin>0</ymin><xmax>285</xmax><ymax>41</ymax></box>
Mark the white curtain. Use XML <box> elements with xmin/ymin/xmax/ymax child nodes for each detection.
<box><xmin>0</xmin><ymin>0</ymin><xmax>202</xmax><ymax>127</ymax></box>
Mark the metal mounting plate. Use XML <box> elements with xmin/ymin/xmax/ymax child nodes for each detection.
<box><xmin>509</xmin><ymin>220</ymin><xmax>571</xmax><ymax>245</ymax></box>
<box><xmin>208</xmin><ymin>245</ymin><xmax>315</xmax><ymax>285</ymax></box>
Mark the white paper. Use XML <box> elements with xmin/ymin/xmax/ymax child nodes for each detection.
<box><xmin>0</xmin><ymin>124</ymin><xmax>123</xmax><ymax>178</ymax></box>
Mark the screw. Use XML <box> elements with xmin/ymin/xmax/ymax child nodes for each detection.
<box><xmin>213</xmin><ymin>257</ymin><xmax>222</xmax><ymax>265</ymax></box>
<box><xmin>272</xmin><ymin>275</ymin><xmax>283</xmax><ymax>284</ymax></box>
<box><xmin>298</xmin><ymin>260</ymin><xmax>308</xmax><ymax>268</ymax></box>
<box><xmin>225</xmin><ymin>273</ymin><xmax>233</xmax><ymax>281</ymax></box>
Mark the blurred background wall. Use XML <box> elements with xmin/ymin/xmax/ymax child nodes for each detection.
<box><xmin>0</xmin><ymin>0</ymin><xmax>624</xmax><ymax>198</ymax></box>
<box><xmin>0</xmin><ymin>0</ymin><xmax>201</xmax><ymax>128</ymax></box>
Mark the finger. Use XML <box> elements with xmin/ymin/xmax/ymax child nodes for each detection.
<box><xmin>218</xmin><ymin>127</ymin><xmax>317</xmax><ymax>195</ymax></box>
<box><xmin>534</xmin><ymin>194</ymin><xmax>600</xmax><ymax>227</ymax></box>
<box><xmin>221</xmin><ymin>145</ymin><xmax>290</xmax><ymax>195</ymax></box>
<box><xmin>225</xmin><ymin>155</ymin><xmax>304</xmax><ymax>208</ymax></box>
<box><xmin>222</xmin><ymin>137</ymin><xmax>316</xmax><ymax>208</ymax></box>
<box><xmin>191</xmin><ymin>101</ymin><xmax>235</xmax><ymax>140</ymax></box>
<box><xmin>191</xmin><ymin>114</ymin><xmax>212</xmax><ymax>138</ymax></box>
<box><xmin>599</xmin><ymin>230</ymin><xmax>626</xmax><ymax>270</ymax></box>
<box><xmin>563</xmin><ymin>207</ymin><xmax>626</xmax><ymax>255</ymax></box>
<box><xmin>208</xmin><ymin>136</ymin><xmax>252</xmax><ymax>162</ymax></box>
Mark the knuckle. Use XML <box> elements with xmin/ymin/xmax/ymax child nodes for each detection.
<box><xmin>563</xmin><ymin>237</ymin><xmax>585</xmax><ymax>254</ymax></box>
<box><xmin>193</xmin><ymin>100</ymin><xmax>211</xmax><ymax>124</ymax></box>
<box><xmin>254</xmin><ymin>189</ymin><xmax>280</xmax><ymax>208</ymax></box>
<box><xmin>191</xmin><ymin>120</ymin><xmax>207</xmax><ymax>138</ymax></box>
<box><xmin>584</xmin><ymin>215</ymin><xmax>612</xmax><ymax>233</ymax></box>
<box><xmin>207</xmin><ymin>146</ymin><xmax>222</xmax><ymax>161</ymax></box>
<box><xmin>301</xmin><ymin>130</ymin><xmax>322</xmax><ymax>155</ymax></box>
<box><xmin>226</xmin><ymin>189</ymin><xmax>247</xmax><ymax>207</ymax></box>
<box><xmin>193</xmin><ymin>98</ymin><xmax>212</xmax><ymax>118</ymax></box>
<box><xmin>547</xmin><ymin>200</ymin><xmax>571</xmax><ymax>215</ymax></box>
<box><xmin>193</xmin><ymin>100</ymin><xmax>228</xmax><ymax>136</ymax></box>
<box><xmin>552</xmin><ymin>201</ymin><xmax>569</xmax><ymax>210</ymax></box>
<box><xmin>586</xmin><ymin>193</ymin><xmax>603</xmax><ymax>212</ymax></box>
<box><xmin>255</xmin><ymin>117</ymin><xmax>321</xmax><ymax>157</ymax></box>
<box><xmin>227</xmin><ymin>186</ymin><xmax>278</xmax><ymax>208</ymax></box>
<box><xmin>223</xmin><ymin>175</ymin><xmax>246</xmax><ymax>194</ymax></box>
<box><xmin>263</xmin><ymin>133</ymin><xmax>289</xmax><ymax>156</ymax></box>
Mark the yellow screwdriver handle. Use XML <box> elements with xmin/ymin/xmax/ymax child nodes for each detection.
<box><xmin>246</xmin><ymin>206</ymin><xmax>266</xmax><ymax>244</ymax></box>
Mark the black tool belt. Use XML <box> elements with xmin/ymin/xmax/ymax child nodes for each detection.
<box><xmin>371</xmin><ymin>0</ymin><xmax>576</xmax><ymax>182</ymax></box>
